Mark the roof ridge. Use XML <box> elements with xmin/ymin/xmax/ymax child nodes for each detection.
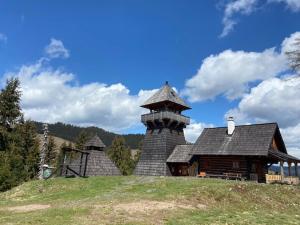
<box><xmin>204</xmin><ymin>122</ymin><xmax>278</xmax><ymax>130</ymax></box>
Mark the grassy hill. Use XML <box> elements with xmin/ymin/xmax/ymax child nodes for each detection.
<box><xmin>0</xmin><ymin>177</ymin><xmax>300</xmax><ymax>225</ymax></box>
<box><xmin>37</xmin><ymin>134</ymin><xmax>74</xmax><ymax>149</ymax></box>
<box><xmin>34</xmin><ymin>121</ymin><xmax>144</xmax><ymax>149</ymax></box>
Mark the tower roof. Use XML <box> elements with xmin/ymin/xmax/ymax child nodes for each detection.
<box><xmin>85</xmin><ymin>135</ymin><xmax>106</xmax><ymax>148</ymax></box>
<box><xmin>141</xmin><ymin>82</ymin><xmax>191</xmax><ymax>111</ymax></box>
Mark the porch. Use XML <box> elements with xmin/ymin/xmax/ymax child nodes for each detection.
<box><xmin>266</xmin><ymin>150</ymin><xmax>300</xmax><ymax>185</ymax></box>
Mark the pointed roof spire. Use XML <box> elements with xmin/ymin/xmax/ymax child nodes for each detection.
<box><xmin>141</xmin><ymin>82</ymin><xmax>191</xmax><ymax>110</ymax></box>
<box><xmin>85</xmin><ymin>134</ymin><xmax>106</xmax><ymax>148</ymax></box>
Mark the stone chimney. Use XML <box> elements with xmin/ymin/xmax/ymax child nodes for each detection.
<box><xmin>227</xmin><ymin>116</ymin><xmax>235</xmax><ymax>135</ymax></box>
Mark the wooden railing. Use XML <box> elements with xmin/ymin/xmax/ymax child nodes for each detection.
<box><xmin>141</xmin><ymin>111</ymin><xmax>190</xmax><ymax>125</ymax></box>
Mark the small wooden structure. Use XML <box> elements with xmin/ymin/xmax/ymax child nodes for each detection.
<box><xmin>60</xmin><ymin>147</ymin><xmax>90</xmax><ymax>177</ymax></box>
<box><xmin>60</xmin><ymin>135</ymin><xmax>121</xmax><ymax>177</ymax></box>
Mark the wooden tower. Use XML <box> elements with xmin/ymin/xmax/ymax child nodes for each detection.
<box><xmin>134</xmin><ymin>82</ymin><xmax>191</xmax><ymax>176</ymax></box>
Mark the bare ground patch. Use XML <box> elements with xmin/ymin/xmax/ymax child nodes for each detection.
<box><xmin>79</xmin><ymin>200</ymin><xmax>207</xmax><ymax>225</ymax></box>
<box><xmin>5</xmin><ymin>204</ymin><xmax>51</xmax><ymax>213</ymax></box>
<box><xmin>113</xmin><ymin>200</ymin><xmax>205</xmax><ymax>213</ymax></box>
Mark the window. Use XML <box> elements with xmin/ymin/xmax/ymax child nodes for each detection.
<box><xmin>233</xmin><ymin>161</ymin><xmax>239</xmax><ymax>169</ymax></box>
<box><xmin>251</xmin><ymin>163</ymin><xmax>256</xmax><ymax>173</ymax></box>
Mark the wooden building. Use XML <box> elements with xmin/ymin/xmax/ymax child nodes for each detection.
<box><xmin>60</xmin><ymin>135</ymin><xmax>121</xmax><ymax>177</ymax></box>
<box><xmin>134</xmin><ymin>82</ymin><xmax>191</xmax><ymax>176</ymax></box>
<box><xmin>190</xmin><ymin>121</ymin><xmax>300</xmax><ymax>182</ymax></box>
<box><xmin>134</xmin><ymin>82</ymin><xmax>299</xmax><ymax>182</ymax></box>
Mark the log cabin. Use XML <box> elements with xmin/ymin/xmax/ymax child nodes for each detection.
<box><xmin>190</xmin><ymin>120</ymin><xmax>300</xmax><ymax>182</ymax></box>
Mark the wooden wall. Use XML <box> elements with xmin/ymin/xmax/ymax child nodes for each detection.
<box><xmin>197</xmin><ymin>155</ymin><xmax>268</xmax><ymax>182</ymax></box>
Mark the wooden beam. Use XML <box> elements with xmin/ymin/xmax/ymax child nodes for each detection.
<box><xmin>280</xmin><ymin>161</ymin><xmax>284</xmax><ymax>180</ymax></box>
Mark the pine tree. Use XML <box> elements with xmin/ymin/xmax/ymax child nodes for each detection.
<box><xmin>0</xmin><ymin>78</ymin><xmax>40</xmax><ymax>191</ymax></box>
<box><xmin>75</xmin><ymin>131</ymin><xmax>89</xmax><ymax>150</ymax></box>
<box><xmin>45</xmin><ymin>136</ymin><xmax>57</xmax><ymax>165</ymax></box>
<box><xmin>55</xmin><ymin>142</ymin><xmax>67</xmax><ymax>176</ymax></box>
<box><xmin>108</xmin><ymin>136</ymin><xmax>134</xmax><ymax>175</ymax></box>
<box><xmin>0</xmin><ymin>78</ymin><xmax>22</xmax><ymax>129</ymax></box>
<box><xmin>17</xmin><ymin>120</ymin><xmax>40</xmax><ymax>180</ymax></box>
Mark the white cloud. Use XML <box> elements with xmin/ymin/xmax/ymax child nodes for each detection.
<box><xmin>182</xmin><ymin>48</ymin><xmax>287</xmax><ymax>102</ymax></box>
<box><xmin>226</xmin><ymin>76</ymin><xmax>300</xmax><ymax>128</ymax></box>
<box><xmin>220</xmin><ymin>0</ymin><xmax>300</xmax><ymax>37</ymax></box>
<box><xmin>44</xmin><ymin>38</ymin><xmax>70</xmax><ymax>59</ymax></box>
<box><xmin>220</xmin><ymin>0</ymin><xmax>258</xmax><ymax>37</ymax></box>
<box><xmin>182</xmin><ymin>32</ymin><xmax>300</xmax><ymax>102</ymax></box>
<box><xmin>225</xmin><ymin>76</ymin><xmax>300</xmax><ymax>157</ymax></box>
<box><xmin>4</xmin><ymin>60</ymin><xmax>156</xmax><ymax>133</ymax></box>
<box><xmin>0</xmin><ymin>33</ymin><xmax>7</xmax><ymax>43</ymax></box>
<box><xmin>269</xmin><ymin>0</ymin><xmax>300</xmax><ymax>12</ymax></box>
<box><xmin>185</xmin><ymin>120</ymin><xmax>214</xmax><ymax>143</ymax></box>
<box><xmin>281</xmin><ymin>31</ymin><xmax>300</xmax><ymax>53</ymax></box>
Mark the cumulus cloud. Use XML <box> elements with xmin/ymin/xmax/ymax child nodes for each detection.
<box><xmin>3</xmin><ymin>60</ymin><xmax>156</xmax><ymax>132</ymax></box>
<box><xmin>44</xmin><ymin>38</ymin><xmax>70</xmax><ymax>59</ymax></box>
<box><xmin>281</xmin><ymin>31</ymin><xmax>300</xmax><ymax>53</ymax></box>
<box><xmin>220</xmin><ymin>0</ymin><xmax>258</xmax><ymax>38</ymax></box>
<box><xmin>181</xmin><ymin>32</ymin><xmax>300</xmax><ymax>102</ymax></box>
<box><xmin>182</xmin><ymin>48</ymin><xmax>286</xmax><ymax>102</ymax></box>
<box><xmin>225</xmin><ymin>75</ymin><xmax>300</xmax><ymax>157</ymax></box>
<box><xmin>0</xmin><ymin>33</ymin><xmax>7</xmax><ymax>43</ymax></box>
<box><xmin>226</xmin><ymin>76</ymin><xmax>300</xmax><ymax>127</ymax></box>
<box><xmin>185</xmin><ymin>120</ymin><xmax>214</xmax><ymax>143</ymax></box>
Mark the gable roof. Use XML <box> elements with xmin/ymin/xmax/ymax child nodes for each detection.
<box><xmin>85</xmin><ymin>135</ymin><xmax>106</xmax><ymax>148</ymax></box>
<box><xmin>141</xmin><ymin>82</ymin><xmax>190</xmax><ymax>110</ymax></box>
<box><xmin>167</xmin><ymin>144</ymin><xmax>193</xmax><ymax>163</ymax></box>
<box><xmin>191</xmin><ymin>123</ymin><xmax>287</xmax><ymax>156</ymax></box>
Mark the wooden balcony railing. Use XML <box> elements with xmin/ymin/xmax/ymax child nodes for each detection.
<box><xmin>141</xmin><ymin>111</ymin><xmax>190</xmax><ymax>125</ymax></box>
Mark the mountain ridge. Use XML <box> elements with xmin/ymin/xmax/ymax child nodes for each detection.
<box><xmin>33</xmin><ymin>121</ymin><xmax>144</xmax><ymax>149</ymax></box>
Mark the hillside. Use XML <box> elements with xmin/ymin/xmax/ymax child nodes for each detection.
<box><xmin>37</xmin><ymin>134</ymin><xmax>74</xmax><ymax>149</ymax></box>
<box><xmin>0</xmin><ymin>176</ymin><xmax>300</xmax><ymax>225</ymax></box>
<box><xmin>34</xmin><ymin>121</ymin><xmax>144</xmax><ymax>149</ymax></box>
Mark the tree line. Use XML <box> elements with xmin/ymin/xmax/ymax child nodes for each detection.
<box><xmin>0</xmin><ymin>79</ymin><xmax>141</xmax><ymax>192</ymax></box>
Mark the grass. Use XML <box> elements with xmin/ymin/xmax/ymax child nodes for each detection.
<box><xmin>0</xmin><ymin>176</ymin><xmax>300</xmax><ymax>224</ymax></box>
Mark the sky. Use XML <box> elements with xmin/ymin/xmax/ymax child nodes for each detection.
<box><xmin>1</xmin><ymin>0</ymin><xmax>300</xmax><ymax>157</ymax></box>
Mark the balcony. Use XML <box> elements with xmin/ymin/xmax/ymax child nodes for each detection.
<box><xmin>141</xmin><ymin>111</ymin><xmax>190</xmax><ymax>126</ymax></box>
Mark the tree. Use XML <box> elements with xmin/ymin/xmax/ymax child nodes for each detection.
<box><xmin>0</xmin><ymin>78</ymin><xmax>22</xmax><ymax>128</ymax></box>
<box><xmin>75</xmin><ymin>131</ymin><xmax>89</xmax><ymax>150</ymax></box>
<box><xmin>45</xmin><ymin>136</ymin><xmax>57</xmax><ymax>165</ymax></box>
<box><xmin>108</xmin><ymin>136</ymin><xmax>134</xmax><ymax>175</ymax></box>
<box><xmin>17</xmin><ymin>120</ymin><xmax>40</xmax><ymax>180</ymax></box>
<box><xmin>55</xmin><ymin>142</ymin><xmax>67</xmax><ymax>176</ymax></box>
<box><xmin>286</xmin><ymin>38</ymin><xmax>300</xmax><ymax>74</ymax></box>
<box><xmin>0</xmin><ymin>78</ymin><xmax>40</xmax><ymax>191</ymax></box>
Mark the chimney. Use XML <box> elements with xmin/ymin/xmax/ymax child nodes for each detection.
<box><xmin>227</xmin><ymin>116</ymin><xmax>235</xmax><ymax>135</ymax></box>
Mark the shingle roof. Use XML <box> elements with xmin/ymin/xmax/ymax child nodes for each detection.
<box><xmin>167</xmin><ymin>144</ymin><xmax>193</xmax><ymax>163</ymax></box>
<box><xmin>86</xmin><ymin>150</ymin><xmax>121</xmax><ymax>175</ymax></box>
<box><xmin>141</xmin><ymin>82</ymin><xmax>190</xmax><ymax>110</ymax></box>
<box><xmin>268</xmin><ymin>150</ymin><xmax>300</xmax><ymax>163</ymax></box>
<box><xmin>191</xmin><ymin>123</ymin><xmax>286</xmax><ymax>156</ymax></box>
<box><xmin>85</xmin><ymin>135</ymin><xmax>106</xmax><ymax>148</ymax></box>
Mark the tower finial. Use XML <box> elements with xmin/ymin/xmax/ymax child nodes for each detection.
<box><xmin>165</xmin><ymin>81</ymin><xmax>169</xmax><ymax>85</ymax></box>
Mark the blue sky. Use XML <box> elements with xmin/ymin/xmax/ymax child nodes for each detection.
<box><xmin>1</xmin><ymin>0</ymin><xmax>300</xmax><ymax>156</ymax></box>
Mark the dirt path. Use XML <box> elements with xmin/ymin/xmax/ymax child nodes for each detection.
<box><xmin>4</xmin><ymin>204</ymin><xmax>51</xmax><ymax>213</ymax></box>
